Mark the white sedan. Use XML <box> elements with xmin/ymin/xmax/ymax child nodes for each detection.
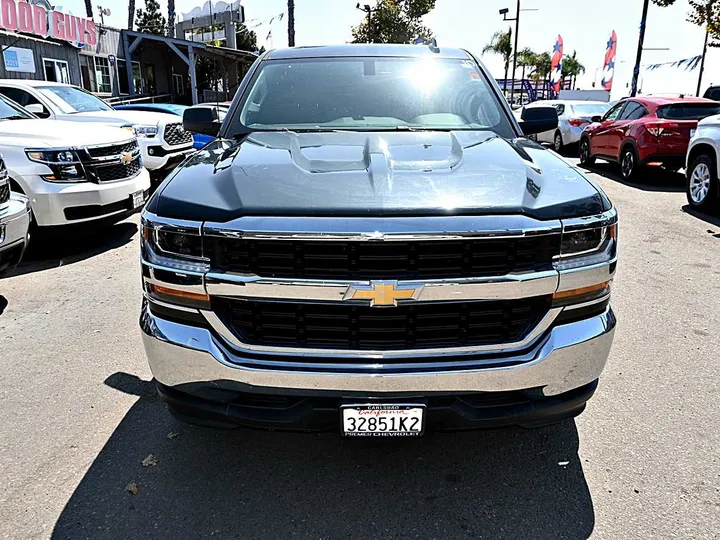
<box><xmin>523</xmin><ymin>100</ymin><xmax>610</xmax><ymax>153</ymax></box>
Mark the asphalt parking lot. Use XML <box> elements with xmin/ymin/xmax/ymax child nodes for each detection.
<box><xmin>1</xmin><ymin>158</ymin><xmax>719</xmax><ymax>540</ymax></box>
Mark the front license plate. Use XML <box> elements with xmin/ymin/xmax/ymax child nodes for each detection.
<box><xmin>690</xmin><ymin>128</ymin><xmax>696</xmax><ymax>138</ymax></box>
<box><xmin>131</xmin><ymin>190</ymin><xmax>145</xmax><ymax>209</ymax></box>
<box><xmin>342</xmin><ymin>404</ymin><xmax>425</xmax><ymax>437</ymax></box>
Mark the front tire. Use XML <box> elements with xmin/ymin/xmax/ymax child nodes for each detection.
<box><xmin>620</xmin><ymin>146</ymin><xmax>640</xmax><ymax>181</ymax></box>
<box><xmin>686</xmin><ymin>154</ymin><xmax>718</xmax><ymax>211</ymax></box>
<box><xmin>553</xmin><ymin>131</ymin><xmax>564</xmax><ymax>154</ymax></box>
<box><xmin>579</xmin><ymin>138</ymin><xmax>595</xmax><ymax>165</ymax></box>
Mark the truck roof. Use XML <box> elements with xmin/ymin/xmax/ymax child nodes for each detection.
<box><xmin>265</xmin><ymin>44</ymin><xmax>472</xmax><ymax>60</ymax></box>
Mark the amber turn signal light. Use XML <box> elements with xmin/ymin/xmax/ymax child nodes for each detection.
<box><xmin>553</xmin><ymin>281</ymin><xmax>610</xmax><ymax>303</ymax></box>
<box><xmin>148</xmin><ymin>284</ymin><xmax>210</xmax><ymax>304</ymax></box>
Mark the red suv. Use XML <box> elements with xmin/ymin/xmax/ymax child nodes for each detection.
<box><xmin>579</xmin><ymin>96</ymin><xmax>720</xmax><ymax>180</ymax></box>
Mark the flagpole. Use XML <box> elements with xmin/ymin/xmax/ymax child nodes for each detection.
<box><xmin>631</xmin><ymin>0</ymin><xmax>649</xmax><ymax>97</ymax></box>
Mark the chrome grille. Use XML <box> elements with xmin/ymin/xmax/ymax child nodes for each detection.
<box><xmin>94</xmin><ymin>158</ymin><xmax>142</xmax><ymax>182</ymax></box>
<box><xmin>80</xmin><ymin>140</ymin><xmax>142</xmax><ymax>183</ymax></box>
<box><xmin>163</xmin><ymin>123</ymin><xmax>193</xmax><ymax>146</ymax></box>
<box><xmin>86</xmin><ymin>139</ymin><xmax>138</xmax><ymax>158</ymax></box>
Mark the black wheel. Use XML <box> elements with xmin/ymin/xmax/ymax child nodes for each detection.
<box><xmin>686</xmin><ymin>154</ymin><xmax>718</xmax><ymax>211</ymax></box>
<box><xmin>620</xmin><ymin>146</ymin><xmax>640</xmax><ymax>181</ymax></box>
<box><xmin>553</xmin><ymin>131</ymin><xmax>564</xmax><ymax>154</ymax></box>
<box><xmin>579</xmin><ymin>138</ymin><xmax>595</xmax><ymax>165</ymax></box>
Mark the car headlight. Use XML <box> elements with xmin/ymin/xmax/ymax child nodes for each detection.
<box><xmin>141</xmin><ymin>214</ymin><xmax>208</xmax><ymax>272</ymax></box>
<box><xmin>554</xmin><ymin>221</ymin><xmax>617</xmax><ymax>270</ymax></box>
<box><xmin>133</xmin><ymin>124</ymin><xmax>159</xmax><ymax>138</ymax></box>
<box><xmin>26</xmin><ymin>148</ymin><xmax>86</xmax><ymax>182</ymax></box>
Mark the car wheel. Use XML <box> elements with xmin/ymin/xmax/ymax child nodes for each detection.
<box><xmin>620</xmin><ymin>146</ymin><xmax>640</xmax><ymax>180</ymax></box>
<box><xmin>686</xmin><ymin>154</ymin><xmax>718</xmax><ymax>211</ymax></box>
<box><xmin>579</xmin><ymin>138</ymin><xmax>595</xmax><ymax>165</ymax></box>
<box><xmin>553</xmin><ymin>132</ymin><xmax>564</xmax><ymax>153</ymax></box>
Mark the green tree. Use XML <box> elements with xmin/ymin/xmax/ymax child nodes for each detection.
<box><xmin>482</xmin><ymin>29</ymin><xmax>513</xmax><ymax>92</ymax></box>
<box><xmin>351</xmin><ymin>0</ymin><xmax>436</xmax><ymax>44</ymax></box>
<box><xmin>236</xmin><ymin>24</ymin><xmax>265</xmax><ymax>53</ymax></box>
<box><xmin>135</xmin><ymin>0</ymin><xmax>167</xmax><ymax>36</ymax></box>
<box><xmin>516</xmin><ymin>47</ymin><xmax>537</xmax><ymax>101</ymax></box>
<box><xmin>562</xmin><ymin>50</ymin><xmax>585</xmax><ymax>90</ymax></box>
<box><xmin>531</xmin><ymin>51</ymin><xmax>552</xmax><ymax>98</ymax></box>
<box><xmin>653</xmin><ymin>0</ymin><xmax>720</xmax><ymax>45</ymax></box>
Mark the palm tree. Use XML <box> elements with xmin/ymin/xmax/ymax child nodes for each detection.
<box><xmin>128</xmin><ymin>0</ymin><xmax>135</xmax><ymax>30</ymax></box>
<box><xmin>483</xmin><ymin>29</ymin><xmax>513</xmax><ymax>92</ymax></box>
<box><xmin>84</xmin><ymin>0</ymin><xmax>93</xmax><ymax>18</ymax></box>
<box><xmin>532</xmin><ymin>52</ymin><xmax>552</xmax><ymax>98</ymax></box>
<box><xmin>562</xmin><ymin>50</ymin><xmax>586</xmax><ymax>90</ymax></box>
<box><xmin>516</xmin><ymin>47</ymin><xmax>537</xmax><ymax>102</ymax></box>
<box><xmin>167</xmin><ymin>0</ymin><xmax>175</xmax><ymax>36</ymax></box>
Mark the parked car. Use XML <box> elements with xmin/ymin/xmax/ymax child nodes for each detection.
<box><xmin>0</xmin><ymin>156</ymin><xmax>31</xmax><ymax>276</ymax></box>
<box><xmin>702</xmin><ymin>86</ymin><xmax>720</xmax><ymax>101</ymax></box>
<box><xmin>0</xmin><ymin>94</ymin><xmax>150</xmax><ymax>229</ymax></box>
<box><xmin>115</xmin><ymin>103</ymin><xmax>214</xmax><ymax>149</ymax></box>
<box><xmin>140</xmin><ymin>44</ymin><xmax>618</xmax><ymax>436</ymax></box>
<box><xmin>0</xmin><ymin>81</ymin><xmax>194</xmax><ymax>180</ymax></box>
<box><xmin>580</xmin><ymin>96</ymin><xmax>720</xmax><ymax>180</ymax></box>
<box><xmin>525</xmin><ymin>100</ymin><xmax>610</xmax><ymax>153</ymax></box>
<box><xmin>685</xmin><ymin>113</ymin><xmax>720</xmax><ymax>211</ymax></box>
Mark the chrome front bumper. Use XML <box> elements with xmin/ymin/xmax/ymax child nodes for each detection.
<box><xmin>141</xmin><ymin>303</ymin><xmax>616</xmax><ymax>398</ymax></box>
<box><xmin>0</xmin><ymin>193</ymin><xmax>31</xmax><ymax>254</ymax></box>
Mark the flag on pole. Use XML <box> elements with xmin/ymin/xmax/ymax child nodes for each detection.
<box><xmin>601</xmin><ymin>31</ymin><xmax>617</xmax><ymax>91</ymax></box>
<box><xmin>550</xmin><ymin>35</ymin><xmax>564</xmax><ymax>93</ymax></box>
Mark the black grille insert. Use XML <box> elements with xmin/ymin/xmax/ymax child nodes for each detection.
<box><xmin>213</xmin><ymin>296</ymin><xmax>552</xmax><ymax>352</ymax></box>
<box><xmin>86</xmin><ymin>140</ymin><xmax>138</xmax><ymax>158</ymax></box>
<box><xmin>0</xmin><ymin>182</ymin><xmax>9</xmax><ymax>205</ymax></box>
<box><xmin>164</xmin><ymin>123</ymin><xmax>193</xmax><ymax>146</ymax></box>
<box><xmin>210</xmin><ymin>235</ymin><xmax>562</xmax><ymax>280</ymax></box>
<box><xmin>92</xmin><ymin>158</ymin><xmax>142</xmax><ymax>182</ymax></box>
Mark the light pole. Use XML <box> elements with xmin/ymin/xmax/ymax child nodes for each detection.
<box><xmin>630</xmin><ymin>0</ymin><xmax>650</xmax><ymax>97</ymax></box>
<box><xmin>288</xmin><ymin>0</ymin><xmax>295</xmax><ymax>47</ymax></box>
<box><xmin>696</xmin><ymin>0</ymin><xmax>714</xmax><ymax>96</ymax></box>
<box><xmin>356</xmin><ymin>3</ymin><xmax>378</xmax><ymax>42</ymax></box>
<box><xmin>500</xmin><ymin>2</ymin><xmax>538</xmax><ymax>105</ymax></box>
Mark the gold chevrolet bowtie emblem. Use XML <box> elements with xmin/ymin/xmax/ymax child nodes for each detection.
<box><xmin>120</xmin><ymin>151</ymin><xmax>133</xmax><ymax>165</ymax></box>
<box><xmin>344</xmin><ymin>281</ymin><xmax>423</xmax><ymax>307</ymax></box>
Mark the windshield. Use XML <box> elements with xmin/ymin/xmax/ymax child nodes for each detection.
<box><xmin>36</xmin><ymin>85</ymin><xmax>113</xmax><ymax>114</ymax></box>
<box><xmin>572</xmin><ymin>103</ymin><xmax>610</xmax><ymax>115</ymax></box>
<box><xmin>657</xmin><ymin>102</ymin><xmax>720</xmax><ymax>120</ymax></box>
<box><xmin>233</xmin><ymin>56</ymin><xmax>514</xmax><ymax>137</ymax></box>
<box><xmin>0</xmin><ymin>94</ymin><xmax>34</xmax><ymax>121</ymax></box>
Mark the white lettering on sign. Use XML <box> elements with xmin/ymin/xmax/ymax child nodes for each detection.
<box><xmin>0</xmin><ymin>0</ymin><xmax>97</xmax><ymax>47</ymax></box>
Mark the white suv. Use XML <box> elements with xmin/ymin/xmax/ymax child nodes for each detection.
<box><xmin>0</xmin><ymin>94</ymin><xmax>150</xmax><ymax>228</ymax></box>
<box><xmin>0</xmin><ymin>81</ymin><xmax>194</xmax><ymax>178</ymax></box>
<box><xmin>686</xmin><ymin>114</ymin><xmax>720</xmax><ymax>212</ymax></box>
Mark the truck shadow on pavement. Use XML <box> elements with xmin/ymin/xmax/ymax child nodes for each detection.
<box><xmin>579</xmin><ymin>162</ymin><xmax>685</xmax><ymax>193</ymax></box>
<box><xmin>4</xmin><ymin>222</ymin><xmax>138</xmax><ymax>278</ymax></box>
<box><xmin>51</xmin><ymin>373</ymin><xmax>596</xmax><ymax>540</ymax></box>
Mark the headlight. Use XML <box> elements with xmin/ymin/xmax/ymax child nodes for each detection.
<box><xmin>141</xmin><ymin>214</ymin><xmax>208</xmax><ymax>272</ymax></box>
<box><xmin>26</xmin><ymin>148</ymin><xmax>86</xmax><ymax>182</ymax></box>
<box><xmin>554</xmin><ymin>221</ymin><xmax>617</xmax><ymax>270</ymax></box>
<box><xmin>133</xmin><ymin>124</ymin><xmax>159</xmax><ymax>138</ymax></box>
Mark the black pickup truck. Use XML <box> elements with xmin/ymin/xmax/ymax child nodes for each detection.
<box><xmin>140</xmin><ymin>44</ymin><xmax>617</xmax><ymax>436</ymax></box>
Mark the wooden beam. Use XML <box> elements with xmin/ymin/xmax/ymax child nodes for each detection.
<box><xmin>122</xmin><ymin>31</ymin><xmax>135</xmax><ymax>97</ymax></box>
<box><xmin>188</xmin><ymin>46</ymin><xmax>198</xmax><ymax>105</ymax></box>
<box><xmin>167</xmin><ymin>42</ymin><xmax>189</xmax><ymax>65</ymax></box>
<box><xmin>128</xmin><ymin>35</ymin><xmax>144</xmax><ymax>54</ymax></box>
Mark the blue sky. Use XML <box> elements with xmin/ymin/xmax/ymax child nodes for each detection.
<box><xmin>61</xmin><ymin>0</ymin><xmax>718</xmax><ymax>99</ymax></box>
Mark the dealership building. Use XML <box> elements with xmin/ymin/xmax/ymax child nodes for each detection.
<box><xmin>0</xmin><ymin>0</ymin><xmax>257</xmax><ymax>105</ymax></box>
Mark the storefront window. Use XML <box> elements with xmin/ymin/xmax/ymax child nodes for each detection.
<box><xmin>117</xmin><ymin>60</ymin><xmax>142</xmax><ymax>94</ymax></box>
<box><xmin>93</xmin><ymin>57</ymin><xmax>112</xmax><ymax>94</ymax></box>
<box><xmin>79</xmin><ymin>55</ymin><xmax>96</xmax><ymax>92</ymax></box>
<box><xmin>43</xmin><ymin>58</ymin><xmax>70</xmax><ymax>83</ymax></box>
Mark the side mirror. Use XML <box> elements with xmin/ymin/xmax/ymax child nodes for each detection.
<box><xmin>591</xmin><ymin>115</ymin><xmax>602</xmax><ymax>123</ymax></box>
<box><xmin>183</xmin><ymin>107</ymin><xmax>221</xmax><ymax>137</ymax></box>
<box><xmin>519</xmin><ymin>106</ymin><xmax>558</xmax><ymax>137</ymax></box>
<box><xmin>25</xmin><ymin>103</ymin><xmax>50</xmax><ymax>118</ymax></box>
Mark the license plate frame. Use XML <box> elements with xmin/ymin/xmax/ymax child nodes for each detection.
<box><xmin>341</xmin><ymin>404</ymin><xmax>426</xmax><ymax>438</ymax></box>
<box><xmin>130</xmin><ymin>190</ymin><xmax>145</xmax><ymax>209</ymax></box>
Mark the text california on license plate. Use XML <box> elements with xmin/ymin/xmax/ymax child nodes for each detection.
<box><xmin>342</xmin><ymin>404</ymin><xmax>425</xmax><ymax>437</ymax></box>
<box><xmin>131</xmin><ymin>190</ymin><xmax>145</xmax><ymax>209</ymax></box>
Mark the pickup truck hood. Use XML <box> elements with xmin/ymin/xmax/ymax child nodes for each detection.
<box><xmin>0</xmin><ymin>119</ymin><xmax>133</xmax><ymax>146</ymax></box>
<box><xmin>63</xmin><ymin>109</ymin><xmax>180</xmax><ymax>126</ymax></box>
<box><xmin>153</xmin><ymin>130</ymin><xmax>610</xmax><ymax>221</ymax></box>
